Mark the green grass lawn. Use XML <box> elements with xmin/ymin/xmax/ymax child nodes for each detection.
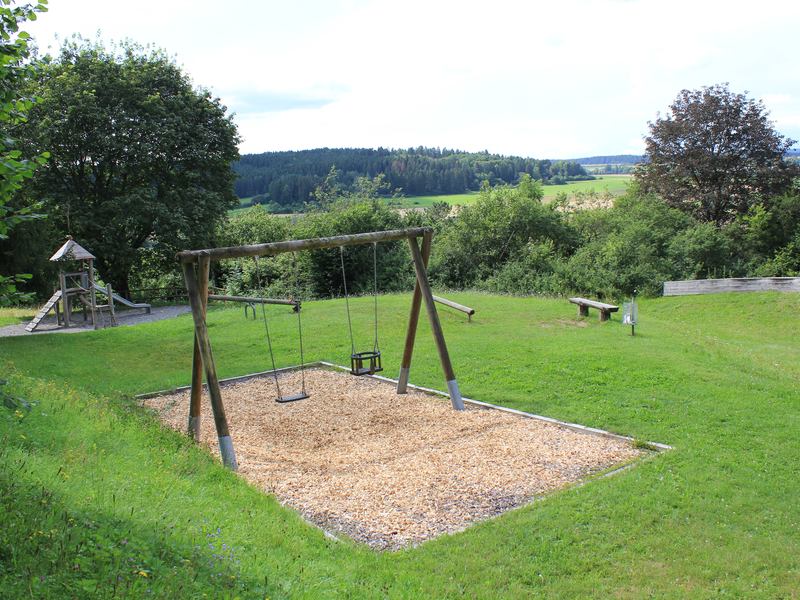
<box><xmin>2</xmin><ymin>291</ymin><xmax>799</xmax><ymax>598</ymax></box>
<box><xmin>0</xmin><ymin>305</ymin><xmax>37</xmax><ymax>327</ymax></box>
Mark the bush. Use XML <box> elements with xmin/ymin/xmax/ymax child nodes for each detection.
<box><xmin>429</xmin><ymin>181</ymin><xmax>576</xmax><ymax>289</ymax></box>
<box><xmin>556</xmin><ymin>190</ymin><xmax>709</xmax><ymax>299</ymax></box>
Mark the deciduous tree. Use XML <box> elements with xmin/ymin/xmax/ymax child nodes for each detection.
<box><xmin>0</xmin><ymin>0</ymin><xmax>48</xmax><ymax>305</ymax></box>
<box><xmin>636</xmin><ymin>83</ymin><xmax>799</xmax><ymax>226</ymax></box>
<box><xmin>19</xmin><ymin>37</ymin><xmax>240</xmax><ymax>293</ymax></box>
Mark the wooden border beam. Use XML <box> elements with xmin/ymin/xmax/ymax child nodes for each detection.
<box><xmin>432</xmin><ymin>295</ymin><xmax>475</xmax><ymax>321</ymax></box>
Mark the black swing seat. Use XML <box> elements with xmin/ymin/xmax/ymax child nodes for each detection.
<box><xmin>276</xmin><ymin>392</ymin><xmax>309</xmax><ymax>403</ymax></box>
<box><xmin>350</xmin><ymin>350</ymin><xmax>382</xmax><ymax>376</ymax></box>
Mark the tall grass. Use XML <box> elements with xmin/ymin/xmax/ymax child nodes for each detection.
<box><xmin>1</xmin><ymin>291</ymin><xmax>799</xmax><ymax>598</ymax></box>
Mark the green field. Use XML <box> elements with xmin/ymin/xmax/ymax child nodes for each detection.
<box><xmin>232</xmin><ymin>176</ymin><xmax>631</xmax><ymax>217</ymax></box>
<box><xmin>2</xmin><ymin>290</ymin><xmax>798</xmax><ymax>598</ymax></box>
<box><xmin>541</xmin><ymin>175</ymin><xmax>631</xmax><ymax>199</ymax></box>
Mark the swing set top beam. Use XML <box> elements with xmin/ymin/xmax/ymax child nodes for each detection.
<box><xmin>176</xmin><ymin>227</ymin><xmax>433</xmax><ymax>264</ymax></box>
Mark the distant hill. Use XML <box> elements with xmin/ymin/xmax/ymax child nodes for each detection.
<box><xmin>232</xmin><ymin>147</ymin><xmax>594</xmax><ymax>211</ymax></box>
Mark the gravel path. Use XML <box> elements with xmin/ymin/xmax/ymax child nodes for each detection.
<box><xmin>0</xmin><ymin>304</ymin><xmax>193</xmax><ymax>338</ymax></box>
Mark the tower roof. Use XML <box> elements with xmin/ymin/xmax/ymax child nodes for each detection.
<box><xmin>50</xmin><ymin>238</ymin><xmax>95</xmax><ymax>262</ymax></box>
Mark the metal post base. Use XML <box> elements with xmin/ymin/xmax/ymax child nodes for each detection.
<box><xmin>446</xmin><ymin>379</ymin><xmax>465</xmax><ymax>411</ymax></box>
<box><xmin>218</xmin><ymin>435</ymin><xmax>238</xmax><ymax>471</ymax></box>
<box><xmin>188</xmin><ymin>415</ymin><xmax>201</xmax><ymax>440</ymax></box>
<box><xmin>397</xmin><ymin>367</ymin><xmax>411</xmax><ymax>394</ymax></box>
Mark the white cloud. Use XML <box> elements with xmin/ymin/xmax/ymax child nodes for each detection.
<box><xmin>761</xmin><ymin>94</ymin><xmax>793</xmax><ymax>105</ymax></box>
<box><xmin>22</xmin><ymin>0</ymin><xmax>800</xmax><ymax>157</ymax></box>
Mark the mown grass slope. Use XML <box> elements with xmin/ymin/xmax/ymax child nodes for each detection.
<box><xmin>1</xmin><ymin>291</ymin><xmax>798</xmax><ymax>598</ymax></box>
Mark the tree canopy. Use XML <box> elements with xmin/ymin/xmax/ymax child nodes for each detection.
<box><xmin>636</xmin><ymin>83</ymin><xmax>799</xmax><ymax>226</ymax></box>
<box><xmin>17</xmin><ymin>37</ymin><xmax>240</xmax><ymax>292</ymax></box>
<box><xmin>0</xmin><ymin>0</ymin><xmax>48</xmax><ymax>305</ymax></box>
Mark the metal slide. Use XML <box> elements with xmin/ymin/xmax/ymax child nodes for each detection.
<box><xmin>91</xmin><ymin>283</ymin><xmax>151</xmax><ymax>314</ymax></box>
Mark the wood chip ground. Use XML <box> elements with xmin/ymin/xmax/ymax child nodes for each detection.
<box><xmin>144</xmin><ymin>368</ymin><xmax>643</xmax><ymax>550</ymax></box>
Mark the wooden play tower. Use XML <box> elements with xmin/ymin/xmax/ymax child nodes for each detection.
<box><xmin>25</xmin><ymin>238</ymin><xmax>151</xmax><ymax>332</ymax></box>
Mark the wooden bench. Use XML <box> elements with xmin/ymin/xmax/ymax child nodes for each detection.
<box><xmin>569</xmin><ymin>297</ymin><xmax>619</xmax><ymax>322</ymax></box>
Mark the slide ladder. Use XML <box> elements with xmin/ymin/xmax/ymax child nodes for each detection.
<box><xmin>25</xmin><ymin>290</ymin><xmax>62</xmax><ymax>332</ymax></box>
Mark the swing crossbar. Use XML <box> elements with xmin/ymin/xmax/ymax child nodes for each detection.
<box><xmin>176</xmin><ymin>227</ymin><xmax>432</xmax><ymax>263</ymax></box>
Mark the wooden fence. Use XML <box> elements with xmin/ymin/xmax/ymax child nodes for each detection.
<box><xmin>663</xmin><ymin>277</ymin><xmax>800</xmax><ymax>296</ymax></box>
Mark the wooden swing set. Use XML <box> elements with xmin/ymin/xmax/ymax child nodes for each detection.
<box><xmin>177</xmin><ymin>227</ymin><xmax>464</xmax><ymax>470</ymax></box>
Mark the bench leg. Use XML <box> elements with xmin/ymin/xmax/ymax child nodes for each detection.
<box><xmin>578</xmin><ymin>305</ymin><xmax>589</xmax><ymax>318</ymax></box>
<box><xmin>599</xmin><ymin>310</ymin><xmax>609</xmax><ymax>322</ymax></box>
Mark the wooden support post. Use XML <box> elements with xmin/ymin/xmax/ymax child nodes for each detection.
<box><xmin>106</xmin><ymin>283</ymin><xmax>116</xmax><ymax>324</ymax></box>
<box><xmin>182</xmin><ymin>256</ymin><xmax>238</xmax><ymax>470</ymax></box>
<box><xmin>407</xmin><ymin>236</ymin><xmax>464</xmax><ymax>410</ymax></box>
<box><xmin>55</xmin><ymin>287</ymin><xmax>62</xmax><ymax>325</ymax></box>
<box><xmin>188</xmin><ymin>253</ymin><xmax>210</xmax><ymax>440</ymax></box>
<box><xmin>398</xmin><ymin>231</ymin><xmax>431</xmax><ymax>394</ymax></box>
<box><xmin>88</xmin><ymin>259</ymin><xmax>98</xmax><ymax>330</ymax></box>
<box><xmin>59</xmin><ymin>272</ymin><xmax>70</xmax><ymax>328</ymax></box>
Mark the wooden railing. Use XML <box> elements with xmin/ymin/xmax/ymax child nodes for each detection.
<box><xmin>126</xmin><ymin>286</ymin><xmax>225</xmax><ymax>303</ymax></box>
<box><xmin>663</xmin><ymin>277</ymin><xmax>800</xmax><ymax>296</ymax></box>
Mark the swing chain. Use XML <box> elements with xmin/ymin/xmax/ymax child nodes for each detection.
<box><xmin>293</xmin><ymin>252</ymin><xmax>307</xmax><ymax>396</ymax></box>
<box><xmin>254</xmin><ymin>255</ymin><xmax>283</xmax><ymax>399</ymax></box>
<box><xmin>340</xmin><ymin>246</ymin><xmax>355</xmax><ymax>356</ymax></box>
<box><xmin>373</xmin><ymin>242</ymin><xmax>380</xmax><ymax>354</ymax></box>
<box><xmin>340</xmin><ymin>243</ymin><xmax>382</xmax><ymax>376</ymax></box>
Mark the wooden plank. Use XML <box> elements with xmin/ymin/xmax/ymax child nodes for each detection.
<box><xmin>176</xmin><ymin>227</ymin><xmax>432</xmax><ymax>263</ymax></box>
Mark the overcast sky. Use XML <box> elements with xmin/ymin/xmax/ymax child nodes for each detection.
<box><xmin>23</xmin><ymin>0</ymin><xmax>800</xmax><ymax>159</ymax></box>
